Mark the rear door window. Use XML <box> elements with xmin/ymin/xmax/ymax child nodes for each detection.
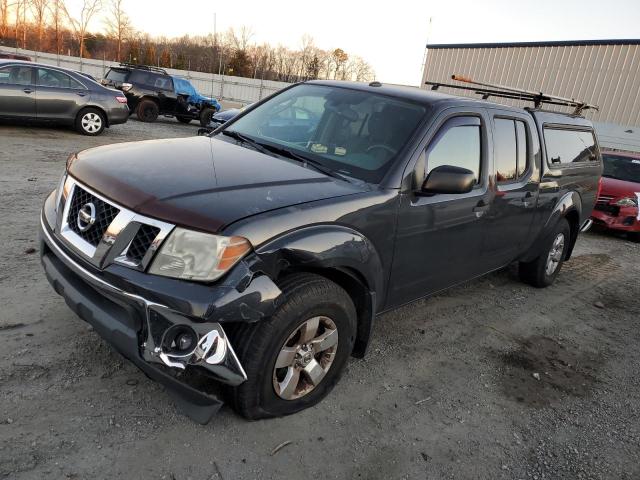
<box><xmin>544</xmin><ymin>127</ymin><xmax>597</xmax><ymax>165</ymax></box>
<box><xmin>130</xmin><ymin>71</ymin><xmax>173</xmax><ymax>91</ymax></box>
<box><xmin>493</xmin><ymin>118</ymin><xmax>530</xmax><ymax>183</ymax></box>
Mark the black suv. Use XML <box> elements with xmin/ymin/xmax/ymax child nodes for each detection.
<box><xmin>40</xmin><ymin>80</ymin><xmax>602</xmax><ymax>423</ymax></box>
<box><xmin>102</xmin><ymin>63</ymin><xmax>219</xmax><ymax>126</ymax></box>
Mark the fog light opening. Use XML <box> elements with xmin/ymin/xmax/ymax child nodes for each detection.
<box><xmin>161</xmin><ymin>325</ymin><xmax>198</xmax><ymax>357</ymax></box>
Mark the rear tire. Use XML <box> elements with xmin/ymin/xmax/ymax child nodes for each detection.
<box><xmin>628</xmin><ymin>232</ymin><xmax>640</xmax><ymax>243</ymax></box>
<box><xmin>136</xmin><ymin>99</ymin><xmax>159</xmax><ymax>122</ymax></box>
<box><xmin>199</xmin><ymin>107</ymin><xmax>216</xmax><ymax>127</ymax></box>
<box><xmin>519</xmin><ymin>218</ymin><xmax>571</xmax><ymax>288</ymax></box>
<box><xmin>176</xmin><ymin>116</ymin><xmax>192</xmax><ymax>124</ymax></box>
<box><xmin>226</xmin><ymin>273</ymin><xmax>357</xmax><ymax>420</ymax></box>
<box><xmin>75</xmin><ymin>108</ymin><xmax>105</xmax><ymax>136</ymax></box>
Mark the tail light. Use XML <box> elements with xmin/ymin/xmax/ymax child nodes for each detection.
<box><xmin>121</xmin><ymin>82</ymin><xmax>133</xmax><ymax>92</ymax></box>
<box><xmin>115</xmin><ymin>96</ymin><xmax>128</xmax><ymax>104</ymax></box>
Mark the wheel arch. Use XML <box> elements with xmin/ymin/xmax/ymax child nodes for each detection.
<box><xmin>77</xmin><ymin>105</ymin><xmax>109</xmax><ymax>128</ymax></box>
<box><xmin>522</xmin><ymin>191</ymin><xmax>583</xmax><ymax>262</ymax></box>
<box><xmin>254</xmin><ymin>224</ymin><xmax>384</xmax><ymax>358</ymax></box>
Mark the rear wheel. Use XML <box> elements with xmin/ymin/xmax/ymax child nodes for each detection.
<box><xmin>136</xmin><ymin>99</ymin><xmax>159</xmax><ymax>122</ymax></box>
<box><xmin>75</xmin><ymin>108</ymin><xmax>105</xmax><ymax>136</ymax></box>
<box><xmin>176</xmin><ymin>116</ymin><xmax>192</xmax><ymax>124</ymax></box>
<box><xmin>227</xmin><ymin>273</ymin><xmax>356</xmax><ymax>420</ymax></box>
<box><xmin>199</xmin><ymin>107</ymin><xmax>216</xmax><ymax>127</ymax></box>
<box><xmin>519</xmin><ymin>218</ymin><xmax>571</xmax><ymax>288</ymax></box>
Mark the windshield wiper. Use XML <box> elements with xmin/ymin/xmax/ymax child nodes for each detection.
<box><xmin>221</xmin><ymin>130</ymin><xmax>272</xmax><ymax>156</ymax></box>
<box><xmin>222</xmin><ymin>130</ymin><xmax>351</xmax><ymax>182</ymax></box>
<box><xmin>257</xmin><ymin>143</ymin><xmax>351</xmax><ymax>182</ymax></box>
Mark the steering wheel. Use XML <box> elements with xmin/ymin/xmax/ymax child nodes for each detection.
<box><xmin>366</xmin><ymin>144</ymin><xmax>397</xmax><ymax>155</ymax></box>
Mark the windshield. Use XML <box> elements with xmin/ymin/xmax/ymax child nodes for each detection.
<box><xmin>223</xmin><ymin>84</ymin><xmax>427</xmax><ymax>183</ymax></box>
<box><xmin>603</xmin><ymin>154</ymin><xmax>640</xmax><ymax>184</ymax></box>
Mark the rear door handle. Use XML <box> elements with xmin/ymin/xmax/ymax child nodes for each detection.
<box><xmin>521</xmin><ymin>192</ymin><xmax>534</xmax><ymax>207</ymax></box>
<box><xmin>76</xmin><ymin>91</ymin><xmax>87</xmax><ymax>97</ymax></box>
<box><xmin>23</xmin><ymin>88</ymin><xmax>33</xmax><ymax>94</ymax></box>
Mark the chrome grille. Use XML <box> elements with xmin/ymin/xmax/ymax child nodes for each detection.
<box><xmin>126</xmin><ymin>225</ymin><xmax>161</xmax><ymax>264</ymax></box>
<box><xmin>56</xmin><ymin>177</ymin><xmax>174</xmax><ymax>270</ymax></box>
<box><xmin>67</xmin><ymin>186</ymin><xmax>120</xmax><ymax>246</ymax></box>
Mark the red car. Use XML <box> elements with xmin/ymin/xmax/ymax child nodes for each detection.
<box><xmin>591</xmin><ymin>150</ymin><xmax>640</xmax><ymax>241</ymax></box>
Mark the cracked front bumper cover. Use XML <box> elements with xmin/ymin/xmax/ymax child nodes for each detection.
<box><xmin>39</xmin><ymin>209</ymin><xmax>281</xmax><ymax>423</ymax></box>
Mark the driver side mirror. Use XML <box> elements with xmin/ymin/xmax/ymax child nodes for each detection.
<box><xmin>420</xmin><ymin>165</ymin><xmax>476</xmax><ymax>195</ymax></box>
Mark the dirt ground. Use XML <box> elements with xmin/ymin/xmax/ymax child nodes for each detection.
<box><xmin>1</xmin><ymin>117</ymin><xmax>639</xmax><ymax>480</ymax></box>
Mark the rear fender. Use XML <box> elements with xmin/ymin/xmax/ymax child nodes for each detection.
<box><xmin>521</xmin><ymin>191</ymin><xmax>582</xmax><ymax>262</ymax></box>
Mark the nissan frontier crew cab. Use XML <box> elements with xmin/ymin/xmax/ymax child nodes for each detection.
<box><xmin>40</xmin><ymin>79</ymin><xmax>602</xmax><ymax>423</ymax></box>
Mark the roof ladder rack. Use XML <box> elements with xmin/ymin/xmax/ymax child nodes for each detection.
<box><xmin>425</xmin><ymin>74</ymin><xmax>599</xmax><ymax>115</ymax></box>
<box><xmin>118</xmin><ymin>62</ymin><xmax>168</xmax><ymax>74</ymax></box>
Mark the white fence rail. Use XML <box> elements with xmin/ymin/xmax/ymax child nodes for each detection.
<box><xmin>6</xmin><ymin>47</ymin><xmax>291</xmax><ymax>105</ymax></box>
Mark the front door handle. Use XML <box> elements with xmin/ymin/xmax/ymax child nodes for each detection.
<box><xmin>23</xmin><ymin>87</ymin><xmax>33</xmax><ymax>94</ymax></box>
<box><xmin>473</xmin><ymin>200</ymin><xmax>490</xmax><ymax>217</ymax></box>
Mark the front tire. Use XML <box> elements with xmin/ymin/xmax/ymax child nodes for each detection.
<box><xmin>199</xmin><ymin>107</ymin><xmax>216</xmax><ymax>127</ymax></box>
<box><xmin>227</xmin><ymin>273</ymin><xmax>357</xmax><ymax>420</ymax></box>
<box><xmin>519</xmin><ymin>218</ymin><xmax>571</xmax><ymax>288</ymax></box>
<box><xmin>75</xmin><ymin>108</ymin><xmax>105</xmax><ymax>136</ymax></box>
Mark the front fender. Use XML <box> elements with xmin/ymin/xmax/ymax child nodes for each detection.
<box><xmin>254</xmin><ymin>224</ymin><xmax>385</xmax><ymax>299</ymax></box>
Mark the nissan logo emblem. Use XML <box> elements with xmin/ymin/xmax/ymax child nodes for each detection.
<box><xmin>77</xmin><ymin>202</ymin><xmax>97</xmax><ymax>232</ymax></box>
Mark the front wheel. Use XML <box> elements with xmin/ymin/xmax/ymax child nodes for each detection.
<box><xmin>199</xmin><ymin>107</ymin><xmax>217</xmax><ymax>127</ymax></box>
<box><xmin>227</xmin><ymin>273</ymin><xmax>357</xmax><ymax>420</ymax></box>
<box><xmin>519</xmin><ymin>218</ymin><xmax>571</xmax><ymax>288</ymax></box>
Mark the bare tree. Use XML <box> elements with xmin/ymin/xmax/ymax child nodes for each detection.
<box><xmin>0</xmin><ymin>0</ymin><xmax>11</xmax><ymax>38</ymax></box>
<box><xmin>62</xmin><ymin>0</ymin><xmax>101</xmax><ymax>58</ymax></box>
<box><xmin>48</xmin><ymin>0</ymin><xmax>64</xmax><ymax>54</ymax></box>
<box><xmin>29</xmin><ymin>0</ymin><xmax>50</xmax><ymax>50</ymax></box>
<box><xmin>104</xmin><ymin>0</ymin><xmax>131</xmax><ymax>61</ymax></box>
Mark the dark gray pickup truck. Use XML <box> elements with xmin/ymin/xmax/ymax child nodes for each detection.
<box><xmin>40</xmin><ymin>80</ymin><xmax>602</xmax><ymax>423</ymax></box>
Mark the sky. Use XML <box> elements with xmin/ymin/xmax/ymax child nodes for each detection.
<box><xmin>75</xmin><ymin>0</ymin><xmax>640</xmax><ymax>85</ymax></box>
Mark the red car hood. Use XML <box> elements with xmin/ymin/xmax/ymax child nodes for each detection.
<box><xmin>600</xmin><ymin>176</ymin><xmax>640</xmax><ymax>198</ymax></box>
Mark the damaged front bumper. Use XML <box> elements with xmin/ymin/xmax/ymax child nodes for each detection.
<box><xmin>40</xmin><ymin>202</ymin><xmax>282</xmax><ymax>424</ymax></box>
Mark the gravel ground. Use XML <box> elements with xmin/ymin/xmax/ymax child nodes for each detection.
<box><xmin>1</xmin><ymin>118</ymin><xmax>639</xmax><ymax>480</ymax></box>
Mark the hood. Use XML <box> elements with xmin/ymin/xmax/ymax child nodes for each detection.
<box><xmin>601</xmin><ymin>176</ymin><xmax>640</xmax><ymax>199</ymax></box>
<box><xmin>67</xmin><ymin>137</ymin><xmax>366</xmax><ymax>233</ymax></box>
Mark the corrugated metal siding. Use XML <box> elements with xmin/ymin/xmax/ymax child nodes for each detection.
<box><xmin>421</xmin><ymin>43</ymin><xmax>640</xmax><ymax>126</ymax></box>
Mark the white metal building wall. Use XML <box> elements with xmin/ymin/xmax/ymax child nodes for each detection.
<box><xmin>421</xmin><ymin>41</ymin><xmax>640</xmax><ymax>127</ymax></box>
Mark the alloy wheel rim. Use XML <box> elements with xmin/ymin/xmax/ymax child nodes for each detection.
<box><xmin>81</xmin><ymin>113</ymin><xmax>102</xmax><ymax>133</ymax></box>
<box><xmin>545</xmin><ymin>233</ymin><xmax>565</xmax><ymax>276</ymax></box>
<box><xmin>272</xmin><ymin>316</ymin><xmax>339</xmax><ymax>400</ymax></box>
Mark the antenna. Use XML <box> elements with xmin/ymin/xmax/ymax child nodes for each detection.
<box><xmin>425</xmin><ymin>74</ymin><xmax>599</xmax><ymax>115</ymax></box>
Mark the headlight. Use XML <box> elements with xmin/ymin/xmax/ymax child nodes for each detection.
<box><xmin>148</xmin><ymin>227</ymin><xmax>252</xmax><ymax>282</ymax></box>
<box><xmin>54</xmin><ymin>171</ymin><xmax>67</xmax><ymax>213</ymax></box>
<box><xmin>614</xmin><ymin>197</ymin><xmax>638</xmax><ymax>207</ymax></box>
